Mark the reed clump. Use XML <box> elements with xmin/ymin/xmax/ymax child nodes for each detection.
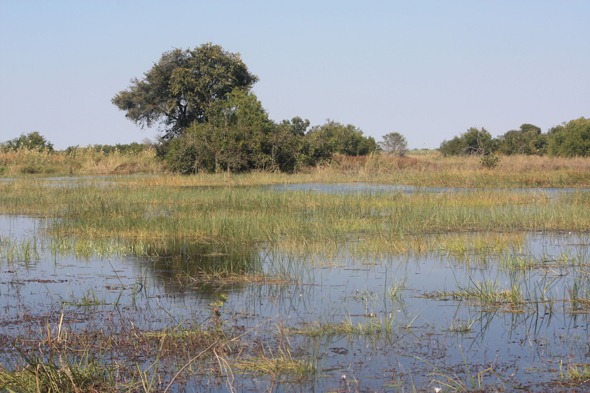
<box><xmin>0</xmin><ymin>352</ymin><xmax>116</xmax><ymax>393</ymax></box>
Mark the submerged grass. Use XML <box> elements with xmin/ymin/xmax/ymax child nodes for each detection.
<box><xmin>286</xmin><ymin>312</ymin><xmax>408</xmax><ymax>338</ymax></box>
<box><xmin>3</xmin><ymin>305</ymin><xmax>314</xmax><ymax>392</ymax></box>
<box><xmin>0</xmin><ymin>236</ymin><xmax>40</xmax><ymax>262</ymax></box>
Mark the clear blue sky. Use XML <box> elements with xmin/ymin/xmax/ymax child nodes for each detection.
<box><xmin>1</xmin><ymin>1</ymin><xmax>588</xmax><ymax>149</ymax></box>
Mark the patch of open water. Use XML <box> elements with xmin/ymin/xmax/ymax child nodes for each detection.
<box><xmin>2</xmin><ymin>213</ymin><xmax>590</xmax><ymax>391</ymax></box>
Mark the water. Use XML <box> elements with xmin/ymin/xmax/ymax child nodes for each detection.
<box><xmin>1</xmin><ymin>212</ymin><xmax>589</xmax><ymax>391</ymax></box>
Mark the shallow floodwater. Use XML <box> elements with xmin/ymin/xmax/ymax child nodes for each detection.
<box><xmin>2</xmin><ymin>212</ymin><xmax>590</xmax><ymax>391</ymax></box>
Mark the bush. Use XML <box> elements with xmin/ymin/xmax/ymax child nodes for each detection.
<box><xmin>497</xmin><ymin>124</ymin><xmax>547</xmax><ymax>155</ymax></box>
<box><xmin>480</xmin><ymin>154</ymin><xmax>500</xmax><ymax>169</ymax></box>
<box><xmin>1</xmin><ymin>132</ymin><xmax>54</xmax><ymax>153</ymax></box>
<box><xmin>440</xmin><ymin>127</ymin><xmax>496</xmax><ymax>156</ymax></box>
<box><xmin>299</xmin><ymin>120</ymin><xmax>377</xmax><ymax>166</ymax></box>
<box><xmin>547</xmin><ymin>117</ymin><xmax>590</xmax><ymax>157</ymax></box>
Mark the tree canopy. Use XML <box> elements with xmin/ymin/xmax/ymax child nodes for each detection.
<box><xmin>439</xmin><ymin>127</ymin><xmax>495</xmax><ymax>156</ymax></box>
<box><xmin>112</xmin><ymin>43</ymin><xmax>259</xmax><ymax>140</ymax></box>
<box><xmin>547</xmin><ymin>117</ymin><xmax>590</xmax><ymax>157</ymax></box>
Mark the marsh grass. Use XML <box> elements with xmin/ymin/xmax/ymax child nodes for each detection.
<box><xmin>232</xmin><ymin>345</ymin><xmax>315</xmax><ymax>382</ymax></box>
<box><xmin>5</xmin><ymin>305</ymin><xmax>315</xmax><ymax>392</ymax></box>
<box><xmin>0</xmin><ymin>236</ymin><xmax>40</xmax><ymax>262</ymax></box>
<box><xmin>62</xmin><ymin>290</ymin><xmax>112</xmax><ymax>307</ymax></box>
<box><xmin>2</xmin><ymin>162</ymin><xmax>590</xmax><ymax>391</ymax></box>
<box><xmin>286</xmin><ymin>312</ymin><xmax>408</xmax><ymax>338</ymax></box>
<box><xmin>564</xmin><ymin>363</ymin><xmax>590</xmax><ymax>383</ymax></box>
<box><xmin>445</xmin><ymin>318</ymin><xmax>477</xmax><ymax>333</ymax></box>
<box><xmin>567</xmin><ymin>279</ymin><xmax>590</xmax><ymax>313</ymax></box>
<box><xmin>2</xmin><ymin>180</ymin><xmax>588</xmax><ymax>258</ymax></box>
<box><xmin>326</xmin><ymin>153</ymin><xmax>590</xmax><ymax>188</ymax></box>
<box><xmin>0</xmin><ymin>351</ymin><xmax>116</xmax><ymax>393</ymax></box>
<box><xmin>422</xmin><ymin>274</ymin><xmax>559</xmax><ymax>313</ymax></box>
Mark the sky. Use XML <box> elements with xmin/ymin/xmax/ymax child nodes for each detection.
<box><xmin>1</xmin><ymin>1</ymin><xmax>588</xmax><ymax>150</ymax></box>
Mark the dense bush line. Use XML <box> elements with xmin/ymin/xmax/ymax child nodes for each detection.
<box><xmin>158</xmin><ymin>88</ymin><xmax>377</xmax><ymax>174</ymax></box>
<box><xmin>440</xmin><ymin>117</ymin><xmax>590</xmax><ymax>157</ymax></box>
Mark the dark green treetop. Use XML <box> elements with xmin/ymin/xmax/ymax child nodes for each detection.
<box><xmin>497</xmin><ymin>124</ymin><xmax>546</xmax><ymax>155</ymax></box>
<box><xmin>547</xmin><ymin>117</ymin><xmax>590</xmax><ymax>157</ymax></box>
<box><xmin>439</xmin><ymin>127</ymin><xmax>496</xmax><ymax>156</ymax></box>
<box><xmin>1</xmin><ymin>131</ymin><xmax>54</xmax><ymax>152</ymax></box>
<box><xmin>112</xmin><ymin>43</ymin><xmax>259</xmax><ymax>140</ymax></box>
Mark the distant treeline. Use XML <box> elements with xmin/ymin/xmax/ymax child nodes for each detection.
<box><xmin>0</xmin><ymin>132</ymin><xmax>151</xmax><ymax>156</ymax></box>
<box><xmin>65</xmin><ymin>142</ymin><xmax>150</xmax><ymax>156</ymax></box>
<box><xmin>440</xmin><ymin>117</ymin><xmax>590</xmax><ymax>157</ymax></box>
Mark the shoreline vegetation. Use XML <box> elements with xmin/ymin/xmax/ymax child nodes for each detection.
<box><xmin>2</xmin><ymin>147</ymin><xmax>590</xmax><ymax>188</ymax></box>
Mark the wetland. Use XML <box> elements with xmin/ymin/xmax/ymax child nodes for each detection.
<box><xmin>1</xmin><ymin>175</ymin><xmax>590</xmax><ymax>392</ymax></box>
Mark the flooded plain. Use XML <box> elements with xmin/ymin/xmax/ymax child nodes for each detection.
<box><xmin>1</xmin><ymin>182</ymin><xmax>590</xmax><ymax>392</ymax></box>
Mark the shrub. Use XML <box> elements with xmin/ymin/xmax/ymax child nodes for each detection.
<box><xmin>480</xmin><ymin>154</ymin><xmax>500</xmax><ymax>169</ymax></box>
<box><xmin>1</xmin><ymin>132</ymin><xmax>54</xmax><ymax>153</ymax></box>
<box><xmin>547</xmin><ymin>117</ymin><xmax>590</xmax><ymax>157</ymax></box>
<box><xmin>380</xmin><ymin>132</ymin><xmax>408</xmax><ymax>157</ymax></box>
<box><xmin>440</xmin><ymin>127</ymin><xmax>496</xmax><ymax>156</ymax></box>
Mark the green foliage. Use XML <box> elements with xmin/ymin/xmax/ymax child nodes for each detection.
<box><xmin>497</xmin><ymin>124</ymin><xmax>547</xmax><ymax>155</ymax></box>
<box><xmin>380</xmin><ymin>132</ymin><xmax>408</xmax><ymax>157</ymax></box>
<box><xmin>547</xmin><ymin>117</ymin><xmax>590</xmax><ymax>157</ymax></box>
<box><xmin>165</xmin><ymin>89</ymin><xmax>276</xmax><ymax>173</ymax></box>
<box><xmin>1</xmin><ymin>131</ymin><xmax>54</xmax><ymax>152</ymax></box>
<box><xmin>480</xmin><ymin>153</ymin><xmax>500</xmax><ymax>169</ymax></box>
<box><xmin>281</xmin><ymin>116</ymin><xmax>310</xmax><ymax>137</ymax></box>
<box><xmin>164</xmin><ymin>94</ymin><xmax>375</xmax><ymax>174</ymax></box>
<box><xmin>440</xmin><ymin>127</ymin><xmax>496</xmax><ymax>156</ymax></box>
<box><xmin>112</xmin><ymin>43</ymin><xmax>259</xmax><ymax>140</ymax></box>
<box><xmin>300</xmin><ymin>120</ymin><xmax>376</xmax><ymax>165</ymax></box>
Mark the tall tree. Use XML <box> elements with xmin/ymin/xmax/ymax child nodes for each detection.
<box><xmin>112</xmin><ymin>43</ymin><xmax>259</xmax><ymax>139</ymax></box>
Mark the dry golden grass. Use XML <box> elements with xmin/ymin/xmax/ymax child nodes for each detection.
<box><xmin>0</xmin><ymin>147</ymin><xmax>164</xmax><ymax>176</ymax></box>
<box><xmin>2</xmin><ymin>147</ymin><xmax>590</xmax><ymax>188</ymax></box>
